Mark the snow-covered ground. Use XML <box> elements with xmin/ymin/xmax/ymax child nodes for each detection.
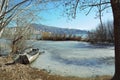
<box><xmin>29</xmin><ymin>41</ymin><xmax>115</xmax><ymax>77</ymax></box>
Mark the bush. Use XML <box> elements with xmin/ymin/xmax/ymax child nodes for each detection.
<box><xmin>40</xmin><ymin>32</ymin><xmax>81</xmax><ymax>41</ymax></box>
<box><xmin>87</xmin><ymin>21</ymin><xmax>114</xmax><ymax>43</ymax></box>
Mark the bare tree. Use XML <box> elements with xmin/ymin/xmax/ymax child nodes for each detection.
<box><xmin>62</xmin><ymin>0</ymin><xmax>120</xmax><ymax>79</ymax></box>
<box><xmin>106</xmin><ymin>21</ymin><xmax>114</xmax><ymax>42</ymax></box>
<box><xmin>87</xmin><ymin>21</ymin><xmax>114</xmax><ymax>43</ymax></box>
<box><xmin>0</xmin><ymin>0</ymin><xmax>60</xmax><ymax>37</ymax></box>
<box><xmin>10</xmin><ymin>12</ymin><xmax>35</xmax><ymax>55</ymax></box>
<box><xmin>0</xmin><ymin>0</ymin><xmax>31</xmax><ymax>37</ymax></box>
<box><xmin>0</xmin><ymin>0</ymin><xmax>61</xmax><ymax>55</ymax></box>
<box><xmin>111</xmin><ymin>1</ymin><xmax>120</xmax><ymax>80</ymax></box>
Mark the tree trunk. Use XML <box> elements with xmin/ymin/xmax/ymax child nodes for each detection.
<box><xmin>11</xmin><ymin>36</ymin><xmax>23</xmax><ymax>54</ymax></box>
<box><xmin>111</xmin><ymin>0</ymin><xmax>120</xmax><ymax>80</ymax></box>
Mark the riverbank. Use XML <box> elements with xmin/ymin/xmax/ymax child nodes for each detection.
<box><xmin>0</xmin><ymin>57</ymin><xmax>112</xmax><ymax>80</ymax></box>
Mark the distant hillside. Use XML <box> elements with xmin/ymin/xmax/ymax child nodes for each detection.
<box><xmin>30</xmin><ymin>23</ymin><xmax>88</xmax><ymax>35</ymax></box>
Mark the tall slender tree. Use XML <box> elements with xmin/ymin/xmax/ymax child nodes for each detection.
<box><xmin>111</xmin><ymin>0</ymin><xmax>120</xmax><ymax>80</ymax></box>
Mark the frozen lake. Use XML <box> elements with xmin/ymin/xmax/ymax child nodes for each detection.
<box><xmin>29</xmin><ymin>41</ymin><xmax>115</xmax><ymax>77</ymax></box>
<box><xmin>0</xmin><ymin>39</ymin><xmax>114</xmax><ymax>77</ymax></box>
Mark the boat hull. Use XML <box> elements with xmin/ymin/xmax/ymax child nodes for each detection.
<box><xmin>15</xmin><ymin>49</ymin><xmax>41</xmax><ymax>64</ymax></box>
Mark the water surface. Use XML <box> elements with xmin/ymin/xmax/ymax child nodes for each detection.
<box><xmin>29</xmin><ymin>41</ymin><xmax>114</xmax><ymax>77</ymax></box>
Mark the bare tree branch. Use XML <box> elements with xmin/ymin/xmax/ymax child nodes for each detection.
<box><xmin>0</xmin><ymin>0</ymin><xmax>30</xmax><ymax>19</ymax></box>
<box><xmin>0</xmin><ymin>0</ymin><xmax>5</xmax><ymax>12</ymax></box>
<box><xmin>73</xmin><ymin>0</ymin><xmax>79</xmax><ymax>18</ymax></box>
<box><xmin>87</xmin><ymin>1</ymin><xmax>110</xmax><ymax>7</ymax></box>
<box><xmin>6</xmin><ymin>0</ymin><xmax>29</xmax><ymax>14</ymax></box>
<box><xmin>86</xmin><ymin>7</ymin><xmax>93</xmax><ymax>15</ymax></box>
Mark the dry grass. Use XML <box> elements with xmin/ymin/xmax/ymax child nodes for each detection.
<box><xmin>45</xmin><ymin>75</ymin><xmax>112</xmax><ymax>80</ymax></box>
<box><xmin>0</xmin><ymin>57</ymin><xmax>112</xmax><ymax>80</ymax></box>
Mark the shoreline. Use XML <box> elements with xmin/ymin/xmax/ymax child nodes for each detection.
<box><xmin>0</xmin><ymin>57</ymin><xmax>112</xmax><ymax>80</ymax></box>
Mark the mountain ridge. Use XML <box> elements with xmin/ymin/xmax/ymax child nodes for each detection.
<box><xmin>30</xmin><ymin>23</ymin><xmax>88</xmax><ymax>35</ymax></box>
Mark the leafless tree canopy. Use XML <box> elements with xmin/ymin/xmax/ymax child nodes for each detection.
<box><xmin>62</xmin><ymin>0</ymin><xmax>111</xmax><ymax>19</ymax></box>
<box><xmin>0</xmin><ymin>0</ymin><xmax>30</xmax><ymax>31</ymax></box>
<box><xmin>0</xmin><ymin>0</ymin><xmax>61</xmax><ymax>55</ymax></box>
<box><xmin>87</xmin><ymin>21</ymin><xmax>114</xmax><ymax>43</ymax></box>
<box><xmin>62</xmin><ymin>0</ymin><xmax>120</xmax><ymax>80</ymax></box>
<box><xmin>0</xmin><ymin>0</ymin><xmax>60</xmax><ymax>33</ymax></box>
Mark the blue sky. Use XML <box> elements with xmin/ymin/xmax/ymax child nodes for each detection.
<box><xmin>35</xmin><ymin>3</ymin><xmax>113</xmax><ymax>30</ymax></box>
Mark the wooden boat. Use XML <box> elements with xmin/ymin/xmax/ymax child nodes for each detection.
<box><xmin>14</xmin><ymin>48</ymin><xmax>44</xmax><ymax>64</ymax></box>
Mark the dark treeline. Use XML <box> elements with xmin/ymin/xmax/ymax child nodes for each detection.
<box><xmin>38</xmin><ymin>32</ymin><xmax>81</xmax><ymax>41</ymax></box>
<box><xmin>87</xmin><ymin>21</ymin><xmax>114</xmax><ymax>44</ymax></box>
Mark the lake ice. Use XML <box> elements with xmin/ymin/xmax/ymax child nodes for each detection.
<box><xmin>0</xmin><ymin>39</ymin><xmax>114</xmax><ymax>77</ymax></box>
<box><xmin>29</xmin><ymin>41</ymin><xmax>114</xmax><ymax>77</ymax></box>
